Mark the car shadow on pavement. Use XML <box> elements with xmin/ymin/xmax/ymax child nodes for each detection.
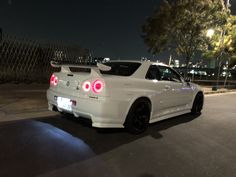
<box><xmin>37</xmin><ymin>113</ymin><xmax>201</xmax><ymax>154</ymax></box>
<box><xmin>0</xmin><ymin>113</ymin><xmax>200</xmax><ymax>177</ymax></box>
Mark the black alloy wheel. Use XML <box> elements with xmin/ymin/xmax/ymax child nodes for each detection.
<box><xmin>191</xmin><ymin>93</ymin><xmax>204</xmax><ymax>115</ymax></box>
<box><xmin>125</xmin><ymin>99</ymin><xmax>151</xmax><ymax>134</ymax></box>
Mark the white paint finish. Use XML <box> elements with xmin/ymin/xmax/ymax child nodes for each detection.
<box><xmin>47</xmin><ymin>60</ymin><xmax>203</xmax><ymax>128</ymax></box>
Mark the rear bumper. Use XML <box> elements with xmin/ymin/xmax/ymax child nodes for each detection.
<box><xmin>47</xmin><ymin>89</ymin><xmax>129</xmax><ymax>128</ymax></box>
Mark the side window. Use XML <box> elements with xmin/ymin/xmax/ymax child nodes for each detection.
<box><xmin>158</xmin><ymin>66</ymin><xmax>181</xmax><ymax>82</ymax></box>
<box><xmin>145</xmin><ymin>65</ymin><xmax>161</xmax><ymax>80</ymax></box>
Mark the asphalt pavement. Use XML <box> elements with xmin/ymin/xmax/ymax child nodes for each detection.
<box><xmin>0</xmin><ymin>84</ymin><xmax>57</xmax><ymax>122</ymax></box>
<box><xmin>0</xmin><ymin>91</ymin><xmax>236</xmax><ymax>177</ymax></box>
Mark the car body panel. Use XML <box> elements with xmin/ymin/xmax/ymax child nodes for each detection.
<box><xmin>46</xmin><ymin>60</ymin><xmax>203</xmax><ymax>128</ymax></box>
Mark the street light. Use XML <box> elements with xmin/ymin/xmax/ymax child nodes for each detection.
<box><xmin>206</xmin><ymin>29</ymin><xmax>215</xmax><ymax>39</ymax></box>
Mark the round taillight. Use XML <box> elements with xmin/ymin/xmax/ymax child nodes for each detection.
<box><xmin>54</xmin><ymin>77</ymin><xmax>58</xmax><ymax>86</ymax></box>
<box><xmin>92</xmin><ymin>80</ymin><xmax>104</xmax><ymax>93</ymax></box>
<box><xmin>50</xmin><ymin>74</ymin><xmax>58</xmax><ymax>86</ymax></box>
<box><xmin>82</xmin><ymin>81</ymin><xmax>91</xmax><ymax>92</ymax></box>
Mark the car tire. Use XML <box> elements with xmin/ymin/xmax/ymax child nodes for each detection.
<box><xmin>191</xmin><ymin>92</ymin><xmax>204</xmax><ymax>115</ymax></box>
<box><xmin>125</xmin><ymin>99</ymin><xmax>151</xmax><ymax>134</ymax></box>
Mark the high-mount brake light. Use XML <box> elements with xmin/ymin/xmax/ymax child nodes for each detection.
<box><xmin>82</xmin><ymin>81</ymin><xmax>91</xmax><ymax>92</ymax></box>
<box><xmin>92</xmin><ymin>80</ymin><xmax>104</xmax><ymax>93</ymax></box>
<box><xmin>50</xmin><ymin>74</ymin><xmax>58</xmax><ymax>86</ymax></box>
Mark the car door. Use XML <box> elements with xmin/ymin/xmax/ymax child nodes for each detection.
<box><xmin>157</xmin><ymin>65</ymin><xmax>192</xmax><ymax>114</ymax></box>
<box><xmin>145</xmin><ymin>65</ymin><xmax>170</xmax><ymax>118</ymax></box>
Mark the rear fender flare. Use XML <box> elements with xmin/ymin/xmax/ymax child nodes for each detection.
<box><xmin>123</xmin><ymin>96</ymin><xmax>152</xmax><ymax>123</ymax></box>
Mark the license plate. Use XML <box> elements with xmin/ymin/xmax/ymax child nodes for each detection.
<box><xmin>57</xmin><ymin>97</ymin><xmax>72</xmax><ymax>111</ymax></box>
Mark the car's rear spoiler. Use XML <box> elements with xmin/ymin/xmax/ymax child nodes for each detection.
<box><xmin>50</xmin><ymin>61</ymin><xmax>111</xmax><ymax>76</ymax></box>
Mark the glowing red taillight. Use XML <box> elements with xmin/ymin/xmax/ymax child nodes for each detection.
<box><xmin>92</xmin><ymin>80</ymin><xmax>104</xmax><ymax>93</ymax></box>
<box><xmin>82</xmin><ymin>81</ymin><xmax>91</xmax><ymax>92</ymax></box>
<box><xmin>50</xmin><ymin>74</ymin><xmax>58</xmax><ymax>86</ymax></box>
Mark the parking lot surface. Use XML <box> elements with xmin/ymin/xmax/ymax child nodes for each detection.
<box><xmin>0</xmin><ymin>92</ymin><xmax>236</xmax><ymax>177</ymax></box>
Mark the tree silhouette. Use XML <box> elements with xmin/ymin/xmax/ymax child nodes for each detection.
<box><xmin>142</xmin><ymin>0</ymin><xmax>227</xmax><ymax>76</ymax></box>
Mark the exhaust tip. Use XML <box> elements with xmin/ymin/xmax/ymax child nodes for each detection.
<box><xmin>52</xmin><ymin>105</ymin><xmax>59</xmax><ymax>112</ymax></box>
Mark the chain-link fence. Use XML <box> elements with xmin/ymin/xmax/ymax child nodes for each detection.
<box><xmin>0</xmin><ymin>32</ymin><xmax>90</xmax><ymax>83</ymax></box>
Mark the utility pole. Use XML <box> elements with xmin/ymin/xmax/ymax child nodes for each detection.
<box><xmin>223</xmin><ymin>0</ymin><xmax>231</xmax><ymax>88</ymax></box>
<box><xmin>214</xmin><ymin>0</ymin><xmax>230</xmax><ymax>90</ymax></box>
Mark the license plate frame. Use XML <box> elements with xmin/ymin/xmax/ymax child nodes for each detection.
<box><xmin>57</xmin><ymin>97</ymin><xmax>72</xmax><ymax>111</ymax></box>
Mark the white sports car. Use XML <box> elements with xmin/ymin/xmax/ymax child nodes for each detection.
<box><xmin>47</xmin><ymin>60</ymin><xmax>204</xmax><ymax>134</ymax></box>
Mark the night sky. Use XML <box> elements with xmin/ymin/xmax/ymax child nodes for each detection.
<box><xmin>1</xmin><ymin>0</ymin><xmax>236</xmax><ymax>61</ymax></box>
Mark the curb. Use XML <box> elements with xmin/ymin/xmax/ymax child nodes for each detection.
<box><xmin>204</xmin><ymin>90</ymin><xmax>236</xmax><ymax>95</ymax></box>
<box><xmin>204</xmin><ymin>91</ymin><xmax>236</xmax><ymax>96</ymax></box>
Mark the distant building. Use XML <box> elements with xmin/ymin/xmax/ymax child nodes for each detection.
<box><xmin>103</xmin><ymin>58</ymin><xmax>110</xmax><ymax>62</ymax></box>
<box><xmin>92</xmin><ymin>57</ymin><xmax>110</xmax><ymax>64</ymax></box>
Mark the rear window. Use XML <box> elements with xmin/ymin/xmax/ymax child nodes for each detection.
<box><xmin>100</xmin><ymin>62</ymin><xmax>141</xmax><ymax>76</ymax></box>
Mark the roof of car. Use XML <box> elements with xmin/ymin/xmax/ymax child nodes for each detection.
<box><xmin>108</xmin><ymin>60</ymin><xmax>169</xmax><ymax>67</ymax></box>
